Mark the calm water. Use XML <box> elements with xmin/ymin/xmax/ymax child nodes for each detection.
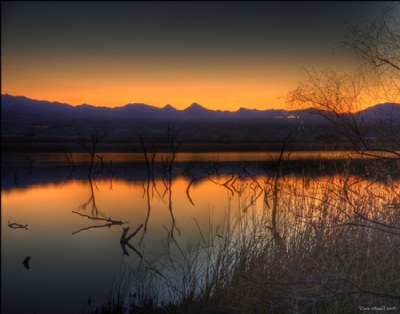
<box><xmin>2</xmin><ymin>152</ymin><xmax>398</xmax><ymax>313</ymax></box>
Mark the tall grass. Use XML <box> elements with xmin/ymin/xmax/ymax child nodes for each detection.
<box><xmin>91</xmin><ymin>161</ymin><xmax>400</xmax><ymax>314</ymax></box>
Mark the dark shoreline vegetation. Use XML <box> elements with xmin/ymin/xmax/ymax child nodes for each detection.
<box><xmin>3</xmin><ymin>139</ymin><xmax>400</xmax><ymax>154</ymax></box>
<box><xmin>0</xmin><ymin>140</ymin><xmax>353</xmax><ymax>153</ymax></box>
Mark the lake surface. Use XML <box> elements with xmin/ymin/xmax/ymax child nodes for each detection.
<box><xmin>2</xmin><ymin>151</ymin><xmax>398</xmax><ymax>313</ymax></box>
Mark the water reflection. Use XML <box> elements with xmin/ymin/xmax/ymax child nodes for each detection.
<box><xmin>22</xmin><ymin>256</ymin><xmax>31</xmax><ymax>270</ymax></box>
<box><xmin>71</xmin><ymin>175</ymin><xmax>126</xmax><ymax>235</ymax></box>
<box><xmin>2</xmin><ymin>154</ymin><xmax>399</xmax><ymax>313</ymax></box>
<box><xmin>71</xmin><ymin>211</ymin><xmax>126</xmax><ymax>235</ymax></box>
<box><xmin>120</xmin><ymin>225</ymin><xmax>143</xmax><ymax>257</ymax></box>
<box><xmin>77</xmin><ymin>177</ymin><xmax>101</xmax><ymax>216</ymax></box>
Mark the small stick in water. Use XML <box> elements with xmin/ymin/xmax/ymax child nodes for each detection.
<box><xmin>8</xmin><ymin>221</ymin><xmax>28</xmax><ymax>230</ymax></box>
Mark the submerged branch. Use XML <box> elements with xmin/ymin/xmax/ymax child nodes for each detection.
<box><xmin>72</xmin><ymin>211</ymin><xmax>126</xmax><ymax>225</ymax></box>
<box><xmin>72</xmin><ymin>222</ymin><xmax>118</xmax><ymax>235</ymax></box>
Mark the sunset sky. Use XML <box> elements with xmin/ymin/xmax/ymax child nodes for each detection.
<box><xmin>1</xmin><ymin>1</ymin><xmax>392</xmax><ymax>110</ymax></box>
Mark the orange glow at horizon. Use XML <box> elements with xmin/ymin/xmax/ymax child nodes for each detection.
<box><xmin>2</xmin><ymin>51</ymin><xmax>362</xmax><ymax>111</ymax></box>
<box><xmin>1</xmin><ymin>84</ymin><xmax>380</xmax><ymax>111</ymax></box>
<box><xmin>2</xmin><ymin>51</ymin><xmax>379</xmax><ymax>111</ymax></box>
<box><xmin>2</xmin><ymin>73</ymin><xmax>293</xmax><ymax>110</ymax></box>
<box><xmin>2</xmin><ymin>68</ymin><xmax>381</xmax><ymax>111</ymax></box>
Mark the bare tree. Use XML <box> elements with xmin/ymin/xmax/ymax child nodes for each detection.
<box><xmin>343</xmin><ymin>4</ymin><xmax>400</xmax><ymax>103</ymax></box>
<box><xmin>287</xmin><ymin>4</ymin><xmax>400</xmax><ymax>158</ymax></box>
<box><xmin>286</xmin><ymin>3</ymin><xmax>400</xmax><ymax>257</ymax></box>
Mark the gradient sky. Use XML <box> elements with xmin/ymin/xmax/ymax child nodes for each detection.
<box><xmin>1</xmin><ymin>1</ymin><xmax>393</xmax><ymax>110</ymax></box>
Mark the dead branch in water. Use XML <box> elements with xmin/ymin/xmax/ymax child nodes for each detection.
<box><xmin>72</xmin><ymin>211</ymin><xmax>126</xmax><ymax>225</ymax></box>
<box><xmin>72</xmin><ymin>222</ymin><xmax>121</xmax><ymax>235</ymax></box>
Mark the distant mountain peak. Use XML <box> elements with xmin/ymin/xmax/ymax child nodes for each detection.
<box><xmin>185</xmin><ymin>103</ymin><xmax>207</xmax><ymax>111</ymax></box>
<box><xmin>163</xmin><ymin>104</ymin><xmax>177</xmax><ymax>111</ymax></box>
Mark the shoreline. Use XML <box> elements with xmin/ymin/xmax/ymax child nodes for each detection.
<box><xmin>2</xmin><ymin>139</ymin><xmax>392</xmax><ymax>153</ymax></box>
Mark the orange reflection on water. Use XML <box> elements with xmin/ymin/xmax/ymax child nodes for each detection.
<box><xmin>3</xmin><ymin>173</ymin><xmax>398</xmax><ymax>254</ymax></box>
<box><xmin>2</xmin><ymin>177</ymin><xmax>235</xmax><ymax>244</ymax></box>
<box><xmin>3</xmin><ymin>173</ymin><xmax>397</xmax><ymax>226</ymax></box>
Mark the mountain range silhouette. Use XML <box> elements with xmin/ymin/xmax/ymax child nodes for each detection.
<box><xmin>2</xmin><ymin>94</ymin><xmax>399</xmax><ymax>146</ymax></box>
<box><xmin>3</xmin><ymin>94</ymin><xmax>398</xmax><ymax>121</ymax></box>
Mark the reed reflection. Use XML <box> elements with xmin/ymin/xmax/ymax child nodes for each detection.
<box><xmin>139</xmin><ymin>128</ymin><xmax>184</xmax><ymax>244</ymax></box>
<box><xmin>139</xmin><ymin>135</ymin><xmax>159</xmax><ymax>233</ymax></box>
<box><xmin>72</xmin><ymin>132</ymin><xmax>121</xmax><ymax>233</ymax></box>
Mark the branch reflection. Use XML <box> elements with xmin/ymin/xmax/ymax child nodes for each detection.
<box><xmin>71</xmin><ymin>211</ymin><xmax>126</xmax><ymax>235</ymax></box>
<box><xmin>120</xmin><ymin>225</ymin><xmax>143</xmax><ymax>257</ymax></box>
